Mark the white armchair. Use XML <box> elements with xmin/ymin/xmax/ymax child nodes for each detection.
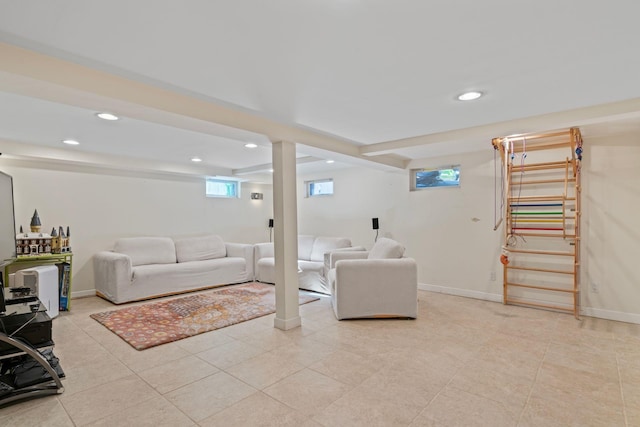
<box><xmin>327</xmin><ymin>238</ymin><xmax>418</xmax><ymax>320</ymax></box>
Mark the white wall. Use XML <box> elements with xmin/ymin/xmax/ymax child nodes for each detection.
<box><xmin>3</xmin><ymin>130</ymin><xmax>639</xmax><ymax>323</ymax></box>
<box><xmin>298</xmin><ymin>135</ymin><xmax>640</xmax><ymax>323</ymax></box>
<box><xmin>298</xmin><ymin>153</ymin><xmax>503</xmax><ymax>300</ymax></box>
<box><xmin>0</xmin><ymin>159</ymin><xmax>273</xmax><ymax>296</ymax></box>
<box><xmin>581</xmin><ymin>132</ymin><xmax>640</xmax><ymax>321</ymax></box>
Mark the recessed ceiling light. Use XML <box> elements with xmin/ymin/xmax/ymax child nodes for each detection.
<box><xmin>457</xmin><ymin>91</ymin><xmax>483</xmax><ymax>101</ymax></box>
<box><xmin>244</xmin><ymin>143</ymin><xmax>258</xmax><ymax>148</ymax></box>
<box><xmin>62</xmin><ymin>139</ymin><xmax>80</xmax><ymax>145</ymax></box>
<box><xmin>326</xmin><ymin>160</ymin><xmax>335</xmax><ymax>164</ymax></box>
<box><xmin>96</xmin><ymin>112</ymin><xmax>119</xmax><ymax>121</ymax></box>
<box><xmin>191</xmin><ymin>157</ymin><xmax>202</xmax><ymax>162</ymax></box>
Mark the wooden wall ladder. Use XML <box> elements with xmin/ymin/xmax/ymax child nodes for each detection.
<box><xmin>492</xmin><ymin>128</ymin><xmax>582</xmax><ymax>318</ymax></box>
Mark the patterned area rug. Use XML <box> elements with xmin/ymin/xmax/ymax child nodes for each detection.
<box><xmin>90</xmin><ymin>282</ymin><xmax>319</xmax><ymax>350</ymax></box>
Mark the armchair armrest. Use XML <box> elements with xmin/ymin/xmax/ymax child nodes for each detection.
<box><xmin>226</xmin><ymin>243</ymin><xmax>255</xmax><ymax>279</ymax></box>
<box><xmin>93</xmin><ymin>251</ymin><xmax>132</xmax><ymax>303</ymax></box>
<box><xmin>332</xmin><ymin>258</ymin><xmax>418</xmax><ymax>319</ymax></box>
<box><xmin>254</xmin><ymin>242</ymin><xmax>274</xmax><ymax>260</ymax></box>
<box><xmin>325</xmin><ymin>250</ymin><xmax>368</xmax><ymax>269</ymax></box>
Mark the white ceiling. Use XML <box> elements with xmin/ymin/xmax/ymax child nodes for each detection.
<box><xmin>0</xmin><ymin>1</ymin><xmax>639</xmax><ymax>181</ymax></box>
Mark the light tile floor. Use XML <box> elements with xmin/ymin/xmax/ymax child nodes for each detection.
<box><xmin>1</xmin><ymin>288</ymin><xmax>639</xmax><ymax>426</ymax></box>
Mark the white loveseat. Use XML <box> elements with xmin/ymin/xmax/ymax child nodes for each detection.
<box><xmin>327</xmin><ymin>238</ymin><xmax>418</xmax><ymax>320</ymax></box>
<box><xmin>93</xmin><ymin>235</ymin><xmax>254</xmax><ymax>304</ymax></box>
<box><xmin>254</xmin><ymin>235</ymin><xmax>359</xmax><ymax>294</ymax></box>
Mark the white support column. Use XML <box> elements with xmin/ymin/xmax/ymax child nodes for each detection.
<box><xmin>271</xmin><ymin>140</ymin><xmax>301</xmax><ymax>330</ymax></box>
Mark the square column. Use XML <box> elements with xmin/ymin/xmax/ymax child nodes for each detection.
<box><xmin>271</xmin><ymin>140</ymin><xmax>301</xmax><ymax>330</ymax></box>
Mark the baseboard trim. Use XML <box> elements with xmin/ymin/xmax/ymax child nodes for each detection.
<box><xmin>274</xmin><ymin>316</ymin><xmax>302</xmax><ymax>330</ymax></box>
<box><xmin>418</xmin><ymin>283</ymin><xmax>502</xmax><ymax>303</ymax></box>
<box><xmin>418</xmin><ymin>283</ymin><xmax>640</xmax><ymax>325</ymax></box>
<box><xmin>71</xmin><ymin>289</ymin><xmax>96</xmax><ymax>299</ymax></box>
<box><xmin>580</xmin><ymin>307</ymin><xmax>640</xmax><ymax>325</ymax></box>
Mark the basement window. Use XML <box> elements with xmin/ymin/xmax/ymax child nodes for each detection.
<box><xmin>411</xmin><ymin>166</ymin><xmax>460</xmax><ymax>190</ymax></box>
<box><xmin>206</xmin><ymin>178</ymin><xmax>240</xmax><ymax>198</ymax></box>
<box><xmin>306</xmin><ymin>179</ymin><xmax>334</xmax><ymax>197</ymax></box>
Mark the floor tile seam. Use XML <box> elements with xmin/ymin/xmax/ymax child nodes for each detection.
<box><xmin>234</xmin><ymin>332</ymin><xmax>298</xmax><ymax>352</ymax></box>
<box><xmin>193</xmin><ymin>340</ymin><xmax>267</xmax><ymax>371</ymax></box>
<box><xmin>0</xmin><ymin>398</ymin><xmax>63</xmax><ymax>423</ymax></box>
<box><xmin>156</xmin><ymin>370</ymin><xmax>230</xmax><ymax>400</ymax></box>
<box><xmin>80</xmin><ymin>316</ymin><xmax>146</xmax><ymax>365</ymax></box>
<box><xmin>223</xmin><ymin>361</ymin><xmax>306</xmax><ymax>391</ymax></box>
<box><xmin>305</xmin><ymin>363</ymin><xmax>366</xmax><ymax>389</ymax></box>
<box><xmin>59</xmin><ymin>379</ymin><xmax>161</xmax><ymax>426</ymax></box>
<box><xmin>195</xmin><ymin>391</ymin><xmax>295</xmax><ymax>426</ymax></box>
<box><xmin>259</xmin><ymin>387</ymin><xmax>308</xmax><ymax>413</ymax></box>
<box><xmin>516</xmin><ymin>339</ymin><xmax>551</xmax><ymax>425</ymax></box>
<box><xmin>406</xmin><ymin>344</ymin><xmax>470</xmax><ymax>426</ymax></box>
<box><xmin>135</xmin><ymin>359</ymin><xmax>220</xmax><ymax>396</ymax></box>
<box><xmin>440</xmin><ymin>382</ymin><xmax>524</xmax><ymax>423</ymax></box>
<box><xmin>546</xmin><ymin>337</ymin><xmax>619</xmax><ymax>356</ymax></box>
<box><xmin>615</xmin><ymin>353</ymin><xmax>630</xmax><ymax>427</ymax></box>
<box><xmin>55</xmin><ymin>395</ymin><xmax>82</xmax><ymax>426</ymax></box>
<box><xmin>58</xmin><ymin>315</ymin><xmax>106</xmax><ymax>347</ymax></box>
<box><xmin>538</xmin><ymin>359</ymin><xmax>622</xmax><ymax>385</ymax></box>
<box><xmin>261</xmin><ymin>371</ymin><xmax>351</xmax><ymax>416</ymax></box>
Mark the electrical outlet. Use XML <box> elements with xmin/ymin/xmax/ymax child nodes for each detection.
<box><xmin>591</xmin><ymin>281</ymin><xmax>598</xmax><ymax>293</ymax></box>
<box><xmin>490</xmin><ymin>271</ymin><xmax>496</xmax><ymax>281</ymax></box>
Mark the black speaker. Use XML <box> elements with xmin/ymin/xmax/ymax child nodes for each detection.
<box><xmin>372</xmin><ymin>218</ymin><xmax>379</xmax><ymax>230</ymax></box>
<box><xmin>268</xmin><ymin>219</ymin><xmax>274</xmax><ymax>228</ymax></box>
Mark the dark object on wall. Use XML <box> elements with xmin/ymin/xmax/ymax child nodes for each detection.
<box><xmin>372</xmin><ymin>218</ymin><xmax>380</xmax><ymax>242</ymax></box>
<box><xmin>250</xmin><ymin>192</ymin><xmax>263</xmax><ymax>200</ymax></box>
<box><xmin>268</xmin><ymin>219</ymin><xmax>274</xmax><ymax>242</ymax></box>
<box><xmin>268</xmin><ymin>219</ymin><xmax>274</xmax><ymax>228</ymax></box>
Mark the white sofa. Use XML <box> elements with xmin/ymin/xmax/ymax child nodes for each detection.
<box><xmin>327</xmin><ymin>238</ymin><xmax>418</xmax><ymax>320</ymax></box>
<box><xmin>254</xmin><ymin>235</ymin><xmax>359</xmax><ymax>294</ymax></box>
<box><xmin>93</xmin><ymin>235</ymin><xmax>254</xmax><ymax>304</ymax></box>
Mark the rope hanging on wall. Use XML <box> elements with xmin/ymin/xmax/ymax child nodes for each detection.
<box><xmin>493</xmin><ymin>144</ymin><xmax>505</xmax><ymax>231</ymax></box>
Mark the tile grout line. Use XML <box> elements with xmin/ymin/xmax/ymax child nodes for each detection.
<box><xmin>407</xmin><ymin>328</ymin><xmax>501</xmax><ymax>425</ymax></box>
<box><xmin>615</xmin><ymin>352</ymin><xmax>629</xmax><ymax>427</ymax></box>
<box><xmin>516</xmin><ymin>338</ymin><xmax>551</xmax><ymax>425</ymax></box>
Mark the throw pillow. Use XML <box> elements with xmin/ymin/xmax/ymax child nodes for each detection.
<box><xmin>309</xmin><ymin>237</ymin><xmax>352</xmax><ymax>262</ymax></box>
<box><xmin>367</xmin><ymin>238</ymin><xmax>405</xmax><ymax>259</ymax></box>
<box><xmin>114</xmin><ymin>237</ymin><xmax>177</xmax><ymax>266</ymax></box>
<box><xmin>174</xmin><ymin>234</ymin><xmax>226</xmax><ymax>262</ymax></box>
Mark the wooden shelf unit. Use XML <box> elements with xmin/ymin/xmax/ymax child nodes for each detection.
<box><xmin>492</xmin><ymin>127</ymin><xmax>582</xmax><ymax>318</ymax></box>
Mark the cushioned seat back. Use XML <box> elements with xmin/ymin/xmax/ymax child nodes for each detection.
<box><xmin>298</xmin><ymin>235</ymin><xmax>316</xmax><ymax>261</ymax></box>
<box><xmin>309</xmin><ymin>237</ymin><xmax>352</xmax><ymax>262</ymax></box>
<box><xmin>114</xmin><ymin>237</ymin><xmax>176</xmax><ymax>266</ymax></box>
<box><xmin>174</xmin><ymin>234</ymin><xmax>227</xmax><ymax>263</ymax></box>
<box><xmin>367</xmin><ymin>238</ymin><xmax>405</xmax><ymax>259</ymax></box>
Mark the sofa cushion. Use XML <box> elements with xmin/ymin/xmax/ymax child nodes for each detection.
<box><xmin>367</xmin><ymin>238</ymin><xmax>405</xmax><ymax>259</ymax></box>
<box><xmin>114</xmin><ymin>237</ymin><xmax>176</xmax><ymax>267</ymax></box>
<box><xmin>174</xmin><ymin>234</ymin><xmax>226</xmax><ymax>263</ymax></box>
<box><xmin>309</xmin><ymin>237</ymin><xmax>352</xmax><ymax>262</ymax></box>
<box><xmin>298</xmin><ymin>235</ymin><xmax>316</xmax><ymax>261</ymax></box>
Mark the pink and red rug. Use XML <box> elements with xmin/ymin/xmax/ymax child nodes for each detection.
<box><xmin>90</xmin><ymin>282</ymin><xmax>319</xmax><ymax>350</ymax></box>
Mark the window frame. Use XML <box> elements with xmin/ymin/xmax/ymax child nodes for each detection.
<box><xmin>410</xmin><ymin>165</ymin><xmax>461</xmax><ymax>191</ymax></box>
<box><xmin>305</xmin><ymin>178</ymin><xmax>334</xmax><ymax>198</ymax></box>
<box><xmin>205</xmin><ymin>177</ymin><xmax>241</xmax><ymax>198</ymax></box>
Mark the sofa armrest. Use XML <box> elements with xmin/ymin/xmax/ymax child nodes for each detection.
<box><xmin>333</xmin><ymin>258</ymin><xmax>418</xmax><ymax>317</ymax></box>
<box><xmin>326</xmin><ymin>250</ymin><xmax>368</xmax><ymax>269</ymax></box>
<box><xmin>254</xmin><ymin>242</ymin><xmax>274</xmax><ymax>260</ymax></box>
<box><xmin>226</xmin><ymin>243</ymin><xmax>255</xmax><ymax>279</ymax></box>
<box><xmin>93</xmin><ymin>251</ymin><xmax>132</xmax><ymax>303</ymax></box>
